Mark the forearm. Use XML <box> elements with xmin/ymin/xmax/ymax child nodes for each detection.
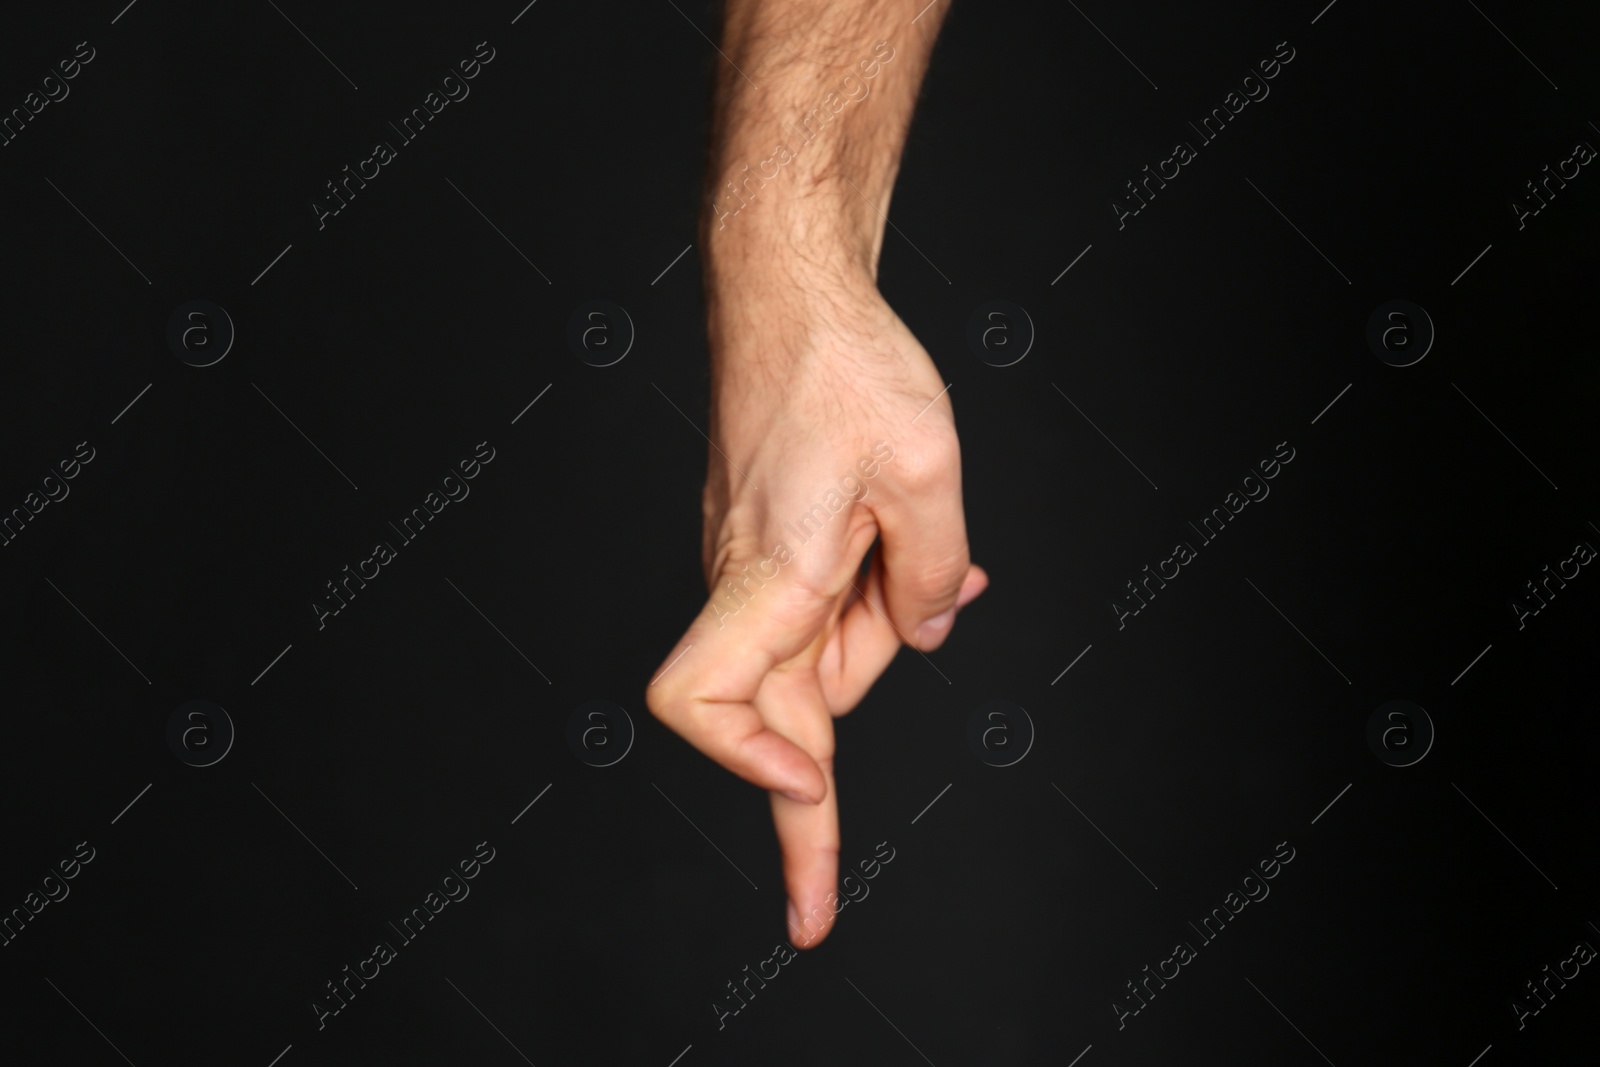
<box><xmin>700</xmin><ymin>0</ymin><xmax>948</xmax><ymax>307</ymax></box>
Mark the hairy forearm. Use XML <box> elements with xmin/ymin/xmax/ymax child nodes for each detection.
<box><xmin>700</xmin><ymin>0</ymin><xmax>948</xmax><ymax>305</ymax></box>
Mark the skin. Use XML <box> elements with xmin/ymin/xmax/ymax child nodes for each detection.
<box><xmin>645</xmin><ymin>0</ymin><xmax>983</xmax><ymax>948</ymax></box>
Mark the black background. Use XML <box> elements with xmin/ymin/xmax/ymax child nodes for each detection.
<box><xmin>1</xmin><ymin>1</ymin><xmax>1596</xmax><ymax>1064</ymax></box>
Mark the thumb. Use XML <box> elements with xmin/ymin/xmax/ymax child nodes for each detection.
<box><xmin>872</xmin><ymin>462</ymin><xmax>975</xmax><ymax>652</ymax></box>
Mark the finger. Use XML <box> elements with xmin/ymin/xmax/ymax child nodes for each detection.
<box><xmin>821</xmin><ymin>558</ymin><xmax>989</xmax><ymax>714</ymax></box>
<box><xmin>872</xmin><ymin>450</ymin><xmax>975</xmax><ymax>651</ymax></box>
<box><xmin>646</xmin><ymin>568</ymin><xmax>837</xmax><ymax>804</ymax></box>
<box><xmin>774</xmin><ymin>757</ymin><xmax>840</xmax><ymax>949</ymax></box>
<box><xmin>817</xmin><ymin>551</ymin><xmax>898</xmax><ymax>714</ymax></box>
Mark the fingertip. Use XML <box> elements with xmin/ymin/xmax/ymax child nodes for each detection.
<box><xmin>957</xmin><ymin>564</ymin><xmax>989</xmax><ymax>607</ymax></box>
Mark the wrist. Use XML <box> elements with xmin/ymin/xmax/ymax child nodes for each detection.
<box><xmin>700</xmin><ymin>181</ymin><xmax>885</xmax><ymax>294</ymax></box>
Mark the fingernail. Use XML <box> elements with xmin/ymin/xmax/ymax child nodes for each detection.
<box><xmin>916</xmin><ymin>607</ymin><xmax>955</xmax><ymax>647</ymax></box>
<box><xmin>779</xmin><ymin>789</ymin><xmax>818</xmax><ymax>805</ymax></box>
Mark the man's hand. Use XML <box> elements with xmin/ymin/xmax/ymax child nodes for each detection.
<box><xmin>646</xmin><ymin>0</ymin><xmax>970</xmax><ymax>948</ymax></box>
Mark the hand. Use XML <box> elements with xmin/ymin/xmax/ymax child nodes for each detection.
<box><xmin>646</xmin><ymin>277</ymin><xmax>987</xmax><ymax>947</ymax></box>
